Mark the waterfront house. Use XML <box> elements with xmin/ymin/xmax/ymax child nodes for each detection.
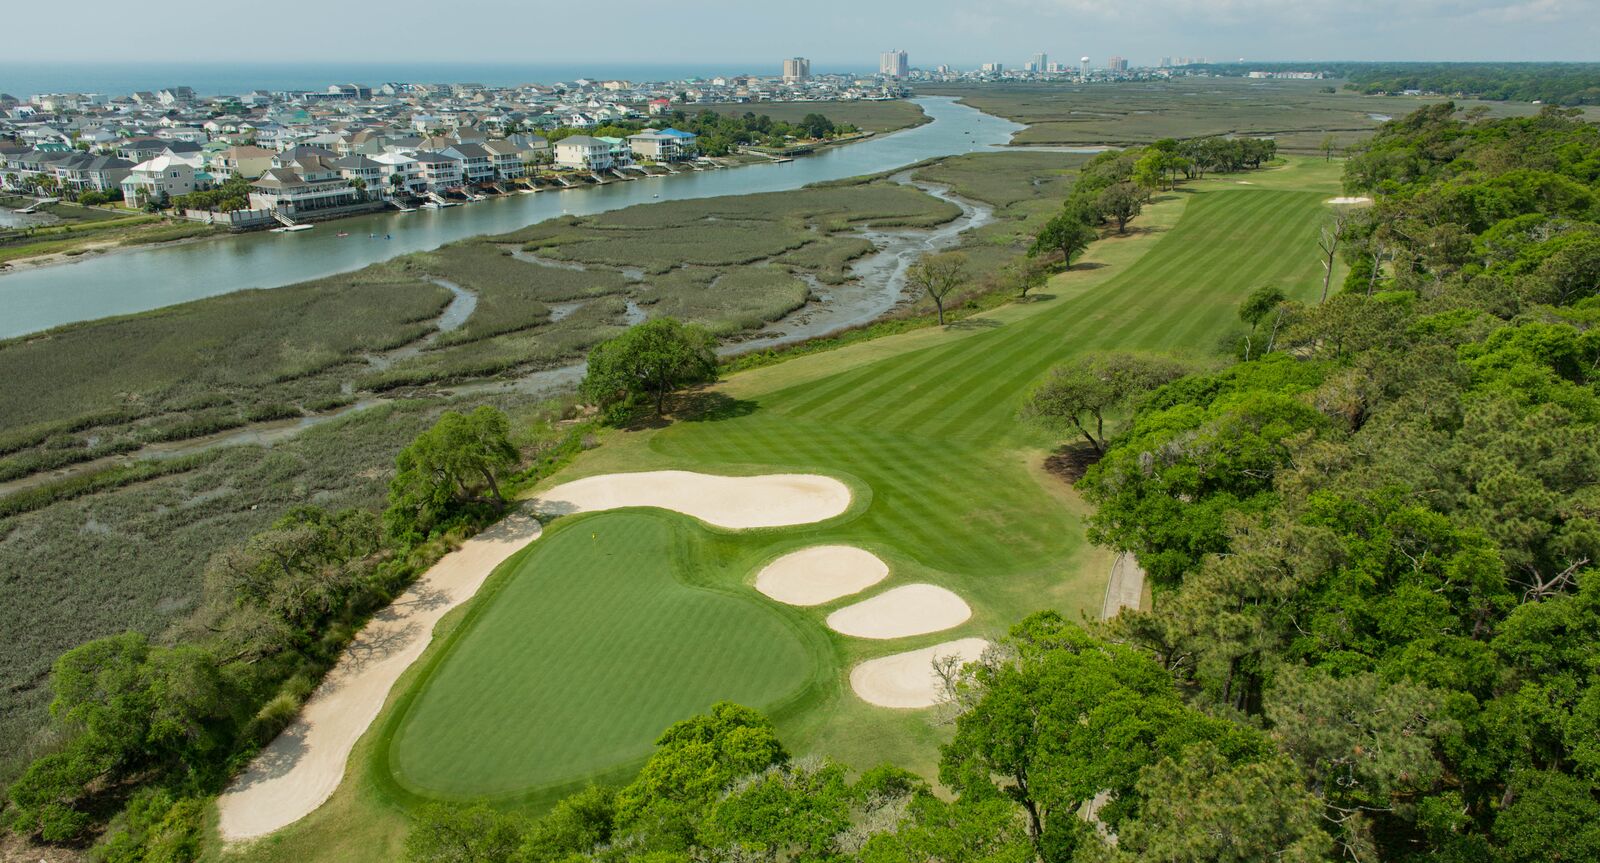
<box><xmin>248</xmin><ymin>167</ymin><xmax>363</xmax><ymax>215</ymax></box>
<box><xmin>442</xmin><ymin>143</ymin><xmax>495</xmax><ymax>185</ymax></box>
<box><xmin>595</xmin><ymin>136</ymin><xmax>634</xmax><ymax>167</ymax></box>
<box><xmin>480</xmin><ymin>140</ymin><xmax>525</xmax><ymax>180</ymax></box>
<box><xmin>211</xmin><ymin>145</ymin><xmax>275</xmax><ymax>181</ymax></box>
<box><xmin>627</xmin><ymin>128</ymin><xmax>698</xmax><ymax>162</ymax></box>
<box><xmin>332</xmin><ymin>154</ymin><xmax>384</xmax><ymax>195</ymax></box>
<box><xmin>121</xmin><ymin>155</ymin><xmax>206</xmax><ymax>204</ymax></box>
<box><xmin>554</xmin><ymin>136</ymin><xmax>612</xmax><ymax>171</ymax></box>
<box><xmin>52</xmin><ymin>153</ymin><xmax>134</xmax><ymax>194</ymax></box>
<box><xmin>409</xmin><ymin>150</ymin><xmax>464</xmax><ymax>191</ymax></box>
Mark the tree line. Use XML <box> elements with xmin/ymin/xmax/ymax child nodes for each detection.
<box><xmin>541</xmin><ymin>109</ymin><xmax>860</xmax><ymax>157</ymax></box>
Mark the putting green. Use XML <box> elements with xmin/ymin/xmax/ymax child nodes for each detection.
<box><xmin>387</xmin><ymin>511</ymin><xmax>825</xmax><ymax>799</ymax></box>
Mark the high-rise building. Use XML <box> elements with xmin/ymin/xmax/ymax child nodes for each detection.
<box><xmin>980</xmin><ymin>62</ymin><xmax>1003</xmax><ymax>74</ymax></box>
<box><xmin>1159</xmin><ymin>56</ymin><xmax>1173</xmax><ymax>68</ymax></box>
<box><xmin>1031</xmin><ymin>52</ymin><xmax>1048</xmax><ymax>73</ymax></box>
<box><xmin>782</xmin><ymin>57</ymin><xmax>810</xmax><ymax>82</ymax></box>
<box><xmin>879</xmin><ymin>50</ymin><xmax>909</xmax><ymax>78</ymax></box>
<box><xmin>1107</xmin><ymin>56</ymin><xmax>1129</xmax><ymax>73</ymax></box>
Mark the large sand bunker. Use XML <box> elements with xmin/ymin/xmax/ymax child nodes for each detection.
<box><xmin>219</xmin><ymin>470</ymin><xmax>851</xmax><ymax>841</ymax></box>
<box><xmin>850</xmin><ymin>638</ymin><xmax>992</xmax><ymax>708</ymax></box>
<box><xmin>755</xmin><ymin>545</ymin><xmax>889</xmax><ymax>606</ymax></box>
<box><xmin>533</xmin><ymin>470</ymin><xmax>852</xmax><ymax>528</ymax></box>
<box><xmin>1326</xmin><ymin>196</ymin><xmax>1373</xmax><ymax>205</ymax></box>
<box><xmin>216</xmin><ymin>511</ymin><xmax>544</xmax><ymax>841</ymax></box>
<box><xmin>826</xmin><ymin>584</ymin><xmax>972</xmax><ymax>639</ymax></box>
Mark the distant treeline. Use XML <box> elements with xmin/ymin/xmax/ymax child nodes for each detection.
<box><xmin>1184</xmin><ymin>62</ymin><xmax>1600</xmax><ymax>106</ymax></box>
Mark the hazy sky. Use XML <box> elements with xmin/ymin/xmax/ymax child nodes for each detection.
<box><xmin>10</xmin><ymin>0</ymin><xmax>1596</xmax><ymax>66</ymax></box>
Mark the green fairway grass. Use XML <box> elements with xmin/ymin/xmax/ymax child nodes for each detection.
<box><xmin>214</xmin><ymin>158</ymin><xmax>1343</xmax><ymax>863</ymax></box>
<box><xmin>383</xmin><ymin>162</ymin><xmax>1337</xmax><ymax>796</ymax></box>
<box><xmin>386</xmin><ymin>511</ymin><xmax>828</xmax><ymax>800</ymax></box>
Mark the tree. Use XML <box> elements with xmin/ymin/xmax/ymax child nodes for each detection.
<box><xmin>1320</xmin><ymin>133</ymin><xmax>1338</xmax><ymax>162</ymax></box>
<box><xmin>1133</xmin><ymin>151</ymin><xmax>1169</xmax><ymax>195</ymax></box>
<box><xmin>906</xmin><ymin>251</ymin><xmax>968</xmax><ymax>326</ymax></box>
<box><xmin>517</xmin><ymin>785</ymin><xmax>616</xmax><ymax>862</ymax></box>
<box><xmin>1029</xmin><ymin>212</ymin><xmax>1098</xmax><ymax>268</ymax></box>
<box><xmin>1265</xmin><ymin>668</ymin><xmax>1453</xmax><ymax>856</ymax></box>
<box><xmin>615</xmin><ymin>702</ymin><xmax>788</xmax><ymax>851</ymax></box>
<box><xmin>1078</xmin><ymin>743</ymin><xmax>1334</xmax><ymax>863</ymax></box>
<box><xmin>1097</xmin><ymin>182</ymin><xmax>1144</xmax><ymax>233</ymax></box>
<box><xmin>581</xmin><ymin>317</ymin><xmax>717</xmax><ymax>417</ymax></box>
<box><xmin>941</xmin><ymin>613</ymin><xmax>1262</xmax><ymax>862</ymax></box>
<box><xmin>1238</xmin><ymin>285</ymin><xmax>1289</xmax><ymax>359</ymax></box>
<box><xmin>1317</xmin><ymin>209</ymin><xmax>1350</xmax><ymax>304</ymax></box>
<box><xmin>1493</xmin><ymin>770</ymin><xmax>1600</xmax><ymax>863</ymax></box>
<box><xmin>405</xmin><ymin>802</ymin><xmax>525</xmax><ymax>863</ymax></box>
<box><xmin>702</xmin><ymin>758</ymin><xmax>853</xmax><ymax>860</ymax></box>
<box><xmin>1024</xmin><ymin>352</ymin><xmax>1188</xmax><ymax>454</ymax></box>
<box><xmin>1006</xmin><ymin>255</ymin><xmax>1054</xmax><ymax>300</ymax></box>
<box><xmin>384</xmin><ymin>406</ymin><xmax>519</xmax><ymax>540</ymax></box>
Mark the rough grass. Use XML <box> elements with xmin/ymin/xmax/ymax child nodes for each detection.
<box><xmin>400</xmin><ymin>243</ymin><xmax>633</xmax><ymax>346</ymax></box>
<box><xmin>922</xmin><ymin>78</ymin><xmax>1555</xmax><ymax>152</ymax></box>
<box><xmin>0</xmin><ymin>268</ymin><xmax>448</xmax><ymax>433</ymax></box>
<box><xmin>0</xmin><ymin>392</ymin><xmax>547</xmax><ymax>783</ymax></box>
<box><xmin>386</xmin><ymin>511</ymin><xmax>824</xmax><ymax>800</ymax></box>
<box><xmin>641</xmin><ymin>265</ymin><xmax>812</xmax><ymax>335</ymax></box>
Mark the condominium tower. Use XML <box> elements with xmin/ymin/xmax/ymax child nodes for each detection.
<box><xmin>782</xmin><ymin>57</ymin><xmax>810</xmax><ymax>82</ymax></box>
<box><xmin>880</xmin><ymin>49</ymin><xmax>909</xmax><ymax>77</ymax></box>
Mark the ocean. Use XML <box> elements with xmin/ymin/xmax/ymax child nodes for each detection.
<box><xmin>0</xmin><ymin>61</ymin><xmax>865</xmax><ymax>98</ymax></box>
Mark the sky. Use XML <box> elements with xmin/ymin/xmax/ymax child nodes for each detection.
<box><xmin>4</xmin><ymin>0</ymin><xmax>1596</xmax><ymax>68</ymax></box>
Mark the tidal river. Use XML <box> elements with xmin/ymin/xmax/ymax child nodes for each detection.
<box><xmin>0</xmin><ymin>96</ymin><xmax>1023</xmax><ymax>339</ymax></box>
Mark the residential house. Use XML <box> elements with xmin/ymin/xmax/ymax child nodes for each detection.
<box><xmin>408</xmin><ymin>150</ymin><xmax>463</xmax><ymax>191</ymax></box>
<box><xmin>554</xmin><ymin>135</ymin><xmax>613</xmax><ymax>171</ymax></box>
<box><xmin>331</xmin><ymin>154</ymin><xmax>384</xmax><ymax>196</ymax></box>
<box><xmin>247</xmin><ymin>167</ymin><xmax>362</xmax><ymax>214</ymax></box>
<box><xmin>626</xmin><ymin>128</ymin><xmax>698</xmax><ymax>162</ymax></box>
<box><xmin>442</xmin><ymin>142</ymin><xmax>494</xmax><ymax>185</ymax></box>
<box><xmin>51</xmin><ymin>153</ymin><xmax>133</xmax><ymax>194</ymax></box>
<box><xmin>211</xmin><ymin>145</ymin><xmax>275</xmax><ymax>181</ymax></box>
<box><xmin>480</xmin><ymin>140</ymin><xmax>525</xmax><ymax>179</ymax></box>
<box><xmin>121</xmin><ymin>155</ymin><xmax>207</xmax><ymax>204</ymax></box>
<box><xmin>595</xmin><ymin>136</ymin><xmax>633</xmax><ymax>167</ymax></box>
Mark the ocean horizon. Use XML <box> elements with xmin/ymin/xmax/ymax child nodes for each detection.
<box><xmin>0</xmin><ymin>61</ymin><xmax>870</xmax><ymax>98</ymax></box>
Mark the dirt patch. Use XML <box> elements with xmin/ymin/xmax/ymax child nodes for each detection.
<box><xmin>1043</xmin><ymin>442</ymin><xmax>1103</xmax><ymax>484</ymax></box>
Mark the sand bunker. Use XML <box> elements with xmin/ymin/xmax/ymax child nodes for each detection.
<box><xmin>755</xmin><ymin>545</ymin><xmax>889</xmax><ymax>606</ymax></box>
<box><xmin>1326</xmin><ymin>196</ymin><xmax>1373</xmax><ymax>205</ymax></box>
<box><xmin>219</xmin><ymin>470</ymin><xmax>851</xmax><ymax>841</ymax></box>
<box><xmin>826</xmin><ymin>584</ymin><xmax>972</xmax><ymax>639</ymax></box>
<box><xmin>534</xmin><ymin>470</ymin><xmax>851</xmax><ymax>529</ymax></box>
<box><xmin>216</xmin><ymin>511</ymin><xmax>544</xmax><ymax>841</ymax></box>
<box><xmin>850</xmin><ymin>638</ymin><xmax>992</xmax><ymax>708</ymax></box>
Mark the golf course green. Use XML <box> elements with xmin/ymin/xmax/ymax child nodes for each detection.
<box><xmin>387</xmin><ymin>511</ymin><xmax>828</xmax><ymax>800</ymax></box>
<box><xmin>220</xmin><ymin>158</ymin><xmax>1343</xmax><ymax>863</ymax></box>
<box><xmin>379</xmin><ymin>173</ymin><xmax>1338</xmax><ymax>802</ymax></box>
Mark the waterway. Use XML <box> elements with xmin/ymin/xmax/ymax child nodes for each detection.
<box><xmin>0</xmin><ymin>96</ymin><xmax>1024</xmax><ymax>338</ymax></box>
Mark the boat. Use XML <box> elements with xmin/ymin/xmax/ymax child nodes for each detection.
<box><xmin>420</xmin><ymin>201</ymin><xmax>442</xmax><ymax>210</ymax></box>
<box><xmin>271</xmin><ymin>224</ymin><xmax>313</xmax><ymax>233</ymax></box>
<box><xmin>336</xmin><ymin>231</ymin><xmax>349</xmax><ymax>238</ymax></box>
<box><xmin>395</xmin><ymin>206</ymin><xmax>416</xmax><ymax>213</ymax></box>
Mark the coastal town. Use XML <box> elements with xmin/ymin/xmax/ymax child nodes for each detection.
<box><xmin>0</xmin><ymin>68</ymin><xmax>912</xmax><ymax>233</ymax></box>
<box><xmin>0</xmin><ymin>52</ymin><xmax>1271</xmax><ymax>236</ymax></box>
